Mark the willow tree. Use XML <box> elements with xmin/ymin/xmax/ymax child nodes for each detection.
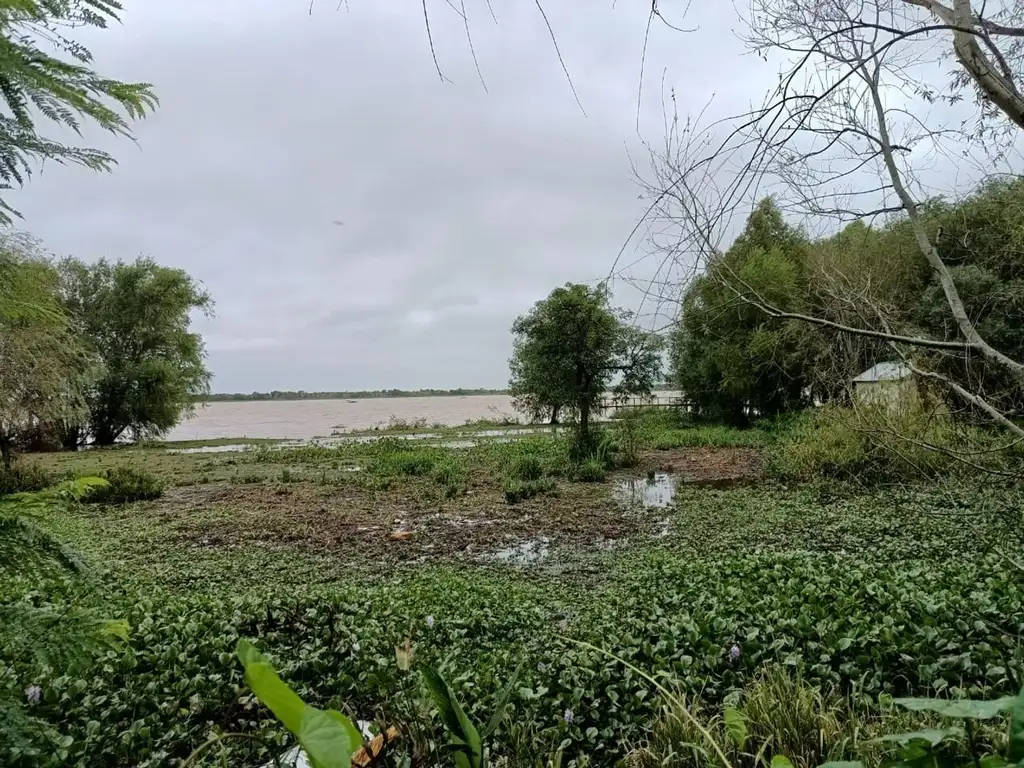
<box><xmin>0</xmin><ymin>243</ymin><xmax>88</xmax><ymax>467</ymax></box>
<box><xmin>57</xmin><ymin>257</ymin><xmax>213</xmax><ymax>446</ymax></box>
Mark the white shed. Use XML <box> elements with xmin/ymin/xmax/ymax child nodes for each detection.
<box><xmin>852</xmin><ymin>362</ymin><xmax>914</xmax><ymax>409</ymax></box>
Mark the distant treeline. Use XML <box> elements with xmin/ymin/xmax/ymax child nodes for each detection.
<box><xmin>200</xmin><ymin>384</ymin><xmax>677</xmax><ymax>403</ymax></box>
<box><xmin>200</xmin><ymin>388</ymin><xmax>509</xmax><ymax>402</ymax></box>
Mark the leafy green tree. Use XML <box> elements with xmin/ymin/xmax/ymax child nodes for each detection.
<box><xmin>911</xmin><ymin>179</ymin><xmax>1024</xmax><ymax>416</ymax></box>
<box><xmin>671</xmin><ymin>199</ymin><xmax>815</xmax><ymax>423</ymax></box>
<box><xmin>0</xmin><ymin>0</ymin><xmax>156</xmax><ymax>223</ymax></box>
<box><xmin>796</xmin><ymin>217</ymin><xmax>930</xmax><ymax>405</ymax></box>
<box><xmin>0</xmin><ymin>240</ymin><xmax>88</xmax><ymax>467</ymax></box>
<box><xmin>509</xmin><ymin>282</ymin><xmax>663</xmax><ymax>452</ymax></box>
<box><xmin>57</xmin><ymin>257</ymin><xmax>214</xmax><ymax>446</ymax></box>
<box><xmin>509</xmin><ymin>338</ymin><xmax>568</xmax><ymax>425</ymax></box>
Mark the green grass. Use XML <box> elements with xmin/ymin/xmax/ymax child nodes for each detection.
<box><xmin>503</xmin><ymin>476</ymin><xmax>557</xmax><ymax>503</ymax></box>
<box><xmin>648</xmin><ymin>424</ymin><xmax>775</xmax><ymax>449</ymax></box>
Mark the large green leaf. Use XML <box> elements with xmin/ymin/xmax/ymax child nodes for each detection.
<box><xmin>481</xmin><ymin>662</ymin><xmax>523</xmax><ymax>740</ymax></box>
<box><xmin>725</xmin><ymin>707</ymin><xmax>748</xmax><ymax>750</ymax></box>
<box><xmin>422</xmin><ymin>665</ymin><xmax>482</xmax><ymax>766</ymax></box>
<box><xmin>236</xmin><ymin>639</ymin><xmax>306</xmax><ymax>734</ymax></box>
<box><xmin>326</xmin><ymin>710</ymin><xmax>363</xmax><ymax>753</ymax></box>
<box><xmin>1006</xmin><ymin>689</ymin><xmax>1024</xmax><ymax>762</ymax></box>
<box><xmin>894</xmin><ymin>696</ymin><xmax>1017</xmax><ymax>720</ymax></box>
<box><xmin>236</xmin><ymin>640</ymin><xmax>357</xmax><ymax>768</ymax></box>
<box><xmin>771</xmin><ymin>757</ymin><xmax>795</xmax><ymax>768</ymax></box>
<box><xmin>298</xmin><ymin>708</ymin><xmax>356</xmax><ymax>768</ymax></box>
<box><xmin>817</xmin><ymin>762</ymin><xmax>864</xmax><ymax>768</ymax></box>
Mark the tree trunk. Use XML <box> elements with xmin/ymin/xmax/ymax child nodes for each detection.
<box><xmin>93</xmin><ymin>423</ymin><xmax>123</xmax><ymax>446</ymax></box>
<box><xmin>60</xmin><ymin>425</ymin><xmax>82</xmax><ymax>452</ymax></box>
<box><xmin>549</xmin><ymin>405</ymin><xmax>560</xmax><ymax>425</ymax></box>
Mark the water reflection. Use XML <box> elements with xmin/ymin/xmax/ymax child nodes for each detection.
<box><xmin>167</xmin><ymin>444</ymin><xmax>254</xmax><ymax>454</ymax></box>
<box><xmin>614</xmin><ymin>473</ymin><xmax>678</xmax><ymax>508</ymax></box>
<box><xmin>482</xmin><ymin>537</ymin><xmax>551</xmax><ymax>566</ymax></box>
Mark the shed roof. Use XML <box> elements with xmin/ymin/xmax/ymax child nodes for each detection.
<box><xmin>852</xmin><ymin>361</ymin><xmax>911</xmax><ymax>383</ymax></box>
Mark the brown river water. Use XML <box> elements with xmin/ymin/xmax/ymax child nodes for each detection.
<box><xmin>165</xmin><ymin>391</ymin><xmax>683</xmax><ymax>442</ymax></box>
<box><xmin>165</xmin><ymin>395</ymin><xmax>524</xmax><ymax>441</ymax></box>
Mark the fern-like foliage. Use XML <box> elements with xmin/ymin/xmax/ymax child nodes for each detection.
<box><xmin>0</xmin><ymin>0</ymin><xmax>157</xmax><ymax>223</ymax></box>
<box><xmin>0</xmin><ymin>478</ymin><xmax>104</xmax><ymax>573</ymax></box>
<box><xmin>1</xmin><ymin>476</ymin><xmax>118</xmax><ymax>763</ymax></box>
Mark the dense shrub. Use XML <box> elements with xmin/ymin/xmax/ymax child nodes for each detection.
<box><xmin>768</xmin><ymin>410</ymin><xmax>867</xmax><ymax>480</ymax></box>
<box><xmin>626</xmin><ymin>666</ymin><xmax>1004</xmax><ymax>768</ymax></box>
<box><xmin>611</xmin><ymin>405</ymin><xmax>693</xmax><ymax>430</ymax></box>
<box><xmin>609</xmin><ymin>408</ymin><xmax>649</xmax><ymax>467</ymax></box>
<box><xmin>430</xmin><ymin>457</ymin><xmax>466</xmax><ymax>498</ymax></box>
<box><xmin>650</xmin><ymin>424</ymin><xmax>774</xmax><ymax>450</ymax></box>
<box><xmin>508</xmin><ymin>454</ymin><xmax>545</xmax><ymax>482</ymax></box>
<box><xmin>503</xmin><ymin>476</ymin><xmax>556</xmax><ymax>503</ymax></box>
<box><xmin>82</xmin><ymin>466</ymin><xmax>163</xmax><ymax>504</ymax></box>
<box><xmin>369</xmin><ymin>449</ymin><xmax>438</xmax><ymax>476</ymax></box>
<box><xmin>768</xmin><ymin>406</ymin><xmax>996</xmax><ymax>482</ymax></box>
<box><xmin>569</xmin><ymin>457</ymin><xmax>606</xmax><ymax>482</ymax></box>
<box><xmin>476</xmin><ymin>435</ymin><xmax>571</xmax><ymax>478</ymax></box>
<box><xmin>0</xmin><ymin>462</ymin><xmax>55</xmax><ymax>495</ymax></box>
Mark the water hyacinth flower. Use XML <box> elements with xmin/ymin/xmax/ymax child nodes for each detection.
<box><xmin>426</xmin><ymin>615</ymin><xmax>434</xmax><ymax>629</ymax></box>
<box><xmin>351</xmin><ymin>642</ymin><xmax>361</xmax><ymax>653</ymax></box>
<box><xmin>25</xmin><ymin>685</ymin><xmax>41</xmax><ymax>704</ymax></box>
<box><xmin>563</xmin><ymin>708</ymin><xmax>574</xmax><ymax>724</ymax></box>
<box><xmin>729</xmin><ymin>644</ymin><xmax>741</xmax><ymax>662</ymax></box>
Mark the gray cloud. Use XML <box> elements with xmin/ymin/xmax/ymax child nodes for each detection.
<box><xmin>13</xmin><ymin>0</ymin><xmax>764</xmax><ymax>392</ymax></box>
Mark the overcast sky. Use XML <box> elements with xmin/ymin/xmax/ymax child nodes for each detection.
<box><xmin>9</xmin><ymin>0</ymin><xmax>778</xmax><ymax>392</ymax></box>
<box><xmin>11</xmin><ymin>1</ymin><xmax>1021</xmax><ymax>393</ymax></box>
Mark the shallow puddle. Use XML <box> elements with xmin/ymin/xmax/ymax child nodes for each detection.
<box><xmin>615</xmin><ymin>472</ymin><xmax>754</xmax><ymax>509</ymax></box>
<box><xmin>614</xmin><ymin>473</ymin><xmax>678</xmax><ymax>509</ymax></box>
<box><xmin>167</xmin><ymin>444</ymin><xmax>255</xmax><ymax>454</ymax></box>
<box><xmin>482</xmin><ymin>536</ymin><xmax>551</xmax><ymax>566</ymax></box>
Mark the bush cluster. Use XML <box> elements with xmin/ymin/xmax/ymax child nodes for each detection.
<box><xmin>82</xmin><ymin>466</ymin><xmax>164</xmax><ymax>504</ymax></box>
<box><xmin>767</xmin><ymin>406</ymin><xmax>1000</xmax><ymax>482</ymax></box>
<box><xmin>0</xmin><ymin>462</ymin><xmax>55</xmax><ymax>496</ymax></box>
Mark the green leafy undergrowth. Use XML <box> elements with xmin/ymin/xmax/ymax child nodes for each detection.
<box><xmin>649</xmin><ymin>424</ymin><xmax>775</xmax><ymax>450</ymax></box>
<box><xmin>626</xmin><ymin>666</ymin><xmax>1011</xmax><ymax>768</ymax></box>
<box><xmin>766</xmin><ymin>407</ymin><xmax>1008</xmax><ymax>483</ymax></box>
<box><xmin>18</xmin><ymin>549</ymin><xmax>1024</xmax><ymax>766</ymax></box>
<box><xmin>660</xmin><ymin>481</ymin><xmax>1016</xmax><ymax>562</ymax></box>
<box><xmin>568</xmin><ymin>457</ymin><xmax>606</xmax><ymax>482</ymax></box>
